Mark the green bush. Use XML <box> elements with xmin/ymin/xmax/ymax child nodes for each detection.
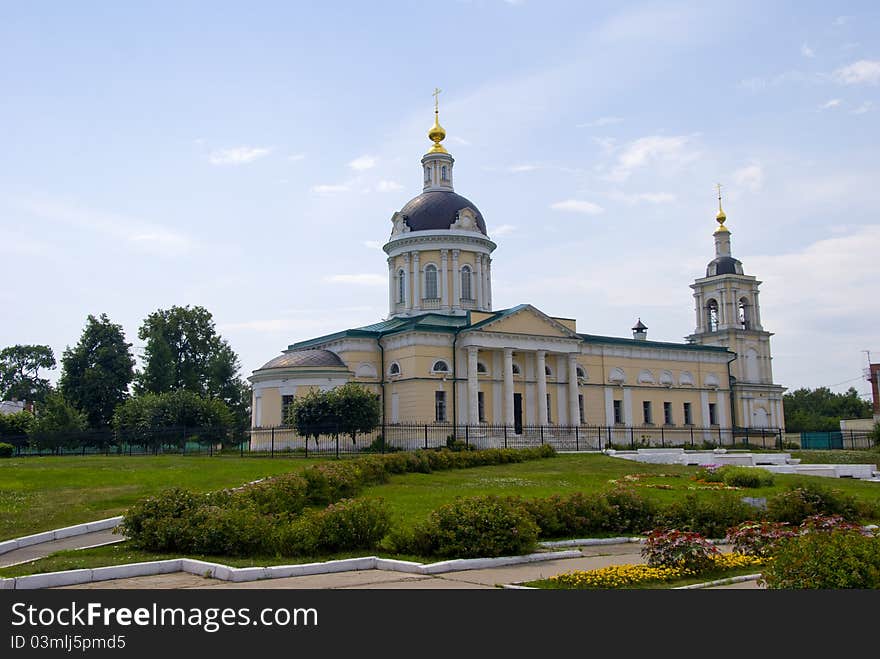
<box><xmin>604</xmin><ymin>486</ymin><xmax>658</xmax><ymax>534</ymax></box>
<box><xmin>410</xmin><ymin>495</ymin><xmax>539</xmax><ymax>558</ymax></box>
<box><xmin>641</xmin><ymin>528</ymin><xmax>719</xmax><ymax>572</ymax></box>
<box><xmin>521</xmin><ymin>492</ymin><xmax>614</xmax><ymax>538</ymax></box>
<box><xmin>760</xmin><ymin>529</ymin><xmax>880</xmax><ymax>589</ymax></box>
<box><xmin>274</xmin><ymin>498</ymin><xmax>390</xmax><ymax>556</ymax></box>
<box><xmin>0</xmin><ymin>442</ymin><xmax>14</xmax><ymax>458</ymax></box>
<box><xmin>236</xmin><ymin>472</ymin><xmax>309</xmax><ymax>516</ymax></box>
<box><xmin>767</xmin><ymin>481</ymin><xmax>862</xmax><ymax>524</ymax></box>
<box><xmin>188</xmin><ymin>504</ymin><xmax>275</xmax><ymax>556</ymax></box>
<box><xmin>121</xmin><ymin>488</ymin><xmax>204</xmax><ymax>552</ymax></box>
<box><xmin>660</xmin><ymin>493</ymin><xmax>755</xmax><ymax>538</ymax></box>
<box><xmin>719</xmin><ymin>466</ymin><xmax>775</xmax><ymax>488</ymax></box>
<box><xmin>692</xmin><ymin>466</ymin><xmax>723</xmax><ymax>483</ymax></box>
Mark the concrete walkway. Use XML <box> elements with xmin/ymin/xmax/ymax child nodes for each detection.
<box><xmin>2</xmin><ymin>527</ymin><xmax>760</xmax><ymax>590</ymax></box>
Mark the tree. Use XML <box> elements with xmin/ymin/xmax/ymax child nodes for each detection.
<box><xmin>28</xmin><ymin>392</ymin><xmax>87</xmax><ymax>453</ymax></box>
<box><xmin>783</xmin><ymin>386</ymin><xmax>872</xmax><ymax>433</ymax></box>
<box><xmin>287</xmin><ymin>388</ymin><xmax>336</xmax><ymax>447</ymax></box>
<box><xmin>331</xmin><ymin>383</ymin><xmax>381</xmax><ymax>445</ymax></box>
<box><xmin>0</xmin><ymin>410</ymin><xmax>34</xmax><ymax>440</ymax></box>
<box><xmin>58</xmin><ymin>314</ymin><xmax>135</xmax><ymax>429</ymax></box>
<box><xmin>0</xmin><ymin>345</ymin><xmax>56</xmax><ymax>404</ymax></box>
<box><xmin>113</xmin><ymin>390</ymin><xmax>236</xmax><ymax>450</ymax></box>
<box><xmin>134</xmin><ymin>305</ymin><xmax>249</xmax><ymax>429</ymax></box>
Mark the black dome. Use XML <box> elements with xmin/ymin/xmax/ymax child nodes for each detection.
<box><xmin>399</xmin><ymin>191</ymin><xmax>487</xmax><ymax>235</ymax></box>
<box><xmin>707</xmin><ymin>256</ymin><xmax>744</xmax><ymax>277</ymax></box>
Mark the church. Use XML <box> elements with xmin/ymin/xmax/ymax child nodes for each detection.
<box><xmin>249</xmin><ymin>99</ymin><xmax>786</xmax><ymax>442</ymax></box>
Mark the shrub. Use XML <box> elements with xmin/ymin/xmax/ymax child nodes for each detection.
<box><xmin>692</xmin><ymin>465</ymin><xmax>723</xmax><ymax>483</ymax></box>
<box><xmin>604</xmin><ymin>486</ymin><xmax>658</xmax><ymax>534</ymax></box>
<box><xmin>660</xmin><ymin>493</ymin><xmax>755</xmax><ymax>538</ymax></box>
<box><xmin>302</xmin><ymin>462</ymin><xmax>364</xmax><ymax>504</ymax></box>
<box><xmin>760</xmin><ymin>528</ymin><xmax>880</xmax><ymax>589</ymax></box>
<box><xmin>641</xmin><ymin>528</ymin><xmax>719</xmax><ymax>572</ymax></box>
<box><xmin>718</xmin><ymin>466</ymin><xmax>775</xmax><ymax>488</ymax></box>
<box><xmin>519</xmin><ymin>493</ymin><xmax>613</xmax><ymax>538</ymax></box>
<box><xmin>188</xmin><ymin>504</ymin><xmax>275</xmax><ymax>556</ymax></box>
<box><xmin>121</xmin><ymin>488</ymin><xmax>204</xmax><ymax>552</ymax></box>
<box><xmin>411</xmin><ymin>495</ymin><xmax>539</xmax><ymax>558</ymax></box>
<box><xmin>275</xmin><ymin>497</ymin><xmax>390</xmax><ymax>556</ymax></box>
<box><xmin>724</xmin><ymin>520</ymin><xmax>796</xmax><ymax>557</ymax></box>
<box><xmin>0</xmin><ymin>442</ymin><xmax>13</xmax><ymax>458</ymax></box>
<box><xmin>237</xmin><ymin>472</ymin><xmax>309</xmax><ymax>516</ymax></box>
<box><xmin>767</xmin><ymin>481</ymin><xmax>862</xmax><ymax>524</ymax></box>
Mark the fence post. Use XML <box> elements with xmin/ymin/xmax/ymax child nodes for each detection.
<box><xmin>575</xmin><ymin>425</ymin><xmax>579</xmax><ymax>451</ymax></box>
<box><xmin>382</xmin><ymin>423</ymin><xmax>387</xmax><ymax>455</ymax></box>
<box><xmin>424</xmin><ymin>425</ymin><xmax>428</xmax><ymax>450</ymax></box>
<box><xmin>540</xmin><ymin>425</ymin><xmax>544</xmax><ymax>445</ymax></box>
<box><xmin>336</xmin><ymin>433</ymin><xmax>339</xmax><ymax>459</ymax></box>
<box><xmin>850</xmin><ymin>429</ymin><xmax>854</xmax><ymax>450</ymax></box>
<box><xmin>717</xmin><ymin>426</ymin><xmax>722</xmax><ymax>447</ymax></box>
<box><xmin>504</xmin><ymin>425</ymin><xmax>508</xmax><ymax>449</ymax></box>
<box><xmin>465</xmin><ymin>424</ymin><xmax>469</xmax><ymax>449</ymax></box>
<box><xmin>689</xmin><ymin>426</ymin><xmax>694</xmax><ymax>448</ymax></box>
<box><xmin>630</xmin><ymin>426</ymin><xmax>634</xmax><ymax>449</ymax></box>
<box><xmin>660</xmin><ymin>426</ymin><xmax>665</xmax><ymax>448</ymax></box>
<box><xmin>271</xmin><ymin>427</ymin><xmax>275</xmax><ymax>458</ymax></box>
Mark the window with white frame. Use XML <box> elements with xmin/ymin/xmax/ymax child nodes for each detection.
<box><xmin>424</xmin><ymin>264</ymin><xmax>438</xmax><ymax>299</ymax></box>
<box><xmin>707</xmin><ymin>299</ymin><xmax>719</xmax><ymax>332</ymax></box>
<box><xmin>388</xmin><ymin>362</ymin><xmax>401</xmax><ymax>376</ymax></box>
<box><xmin>397</xmin><ymin>269</ymin><xmax>406</xmax><ymax>303</ymax></box>
<box><xmin>435</xmin><ymin>391</ymin><xmax>447</xmax><ymax>422</ymax></box>
<box><xmin>461</xmin><ymin>265</ymin><xmax>472</xmax><ymax>300</ymax></box>
<box><xmin>432</xmin><ymin>360</ymin><xmax>449</xmax><ymax>373</ymax></box>
<box><xmin>477</xmin><ymin>391</ymin><xmax>485</xmax><ymax>423</ymax></box>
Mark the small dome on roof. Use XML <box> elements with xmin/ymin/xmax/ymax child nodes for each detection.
<box><xmin>399</xmin><ymin>191</ymin><xmax>487</xmax><ymax>235</ymax></box>
<box><xmin>257</xmin><ymin>349</ymin><xmax>346</xmax><ymax>371</ymax></box>
<box><xmin>706</xmin><ymin>256</ymin><xmax>744</xmax><ymax>277</ymax></box>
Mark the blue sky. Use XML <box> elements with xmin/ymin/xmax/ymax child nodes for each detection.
<box><xmin>1</xmin><ymin>1</ymin><xmax>878</xmax><ymax>403</ymax></box>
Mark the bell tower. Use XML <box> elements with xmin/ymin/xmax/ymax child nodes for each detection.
<box><xmin>687</xmin><ymin>185</ymin><xmax>786</xmax><ymax>430</ymax></box>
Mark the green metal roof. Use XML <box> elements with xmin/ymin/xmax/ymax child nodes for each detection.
<box><xmin>289</xmin><ymin>313</ymin><xmax>469</xmax><ymax>350</ymax></box>
<box><xmin>578</xmin><ymin>333</ymin><xmax>733</xmax><ymax>353</ymax></box>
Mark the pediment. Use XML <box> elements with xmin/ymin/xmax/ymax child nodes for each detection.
<box><xmin>470</xmin><ymin>305</ymin><xmax>579</xmax><ymax>339</ymax></box>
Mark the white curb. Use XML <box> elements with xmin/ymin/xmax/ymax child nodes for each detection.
<box><xmin>673</xmin><ymin>573</ymin><xmax>762</xmax><ymax>589</ymax></box>
<box><xmin>0</xmin><ymin>517</ymin><xmax>124</xmax><ymax>556</ymax></box>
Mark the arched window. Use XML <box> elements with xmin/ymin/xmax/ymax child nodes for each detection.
<box><xmin>388</xmin><ymin>362</ymin><xmax>401</xmax><ymax>376</ymax></box>
<box><xmin>397</xmin><ymin>269</ymin><xmax>406</xmax><ymax>304</ymax></box>
<box><xmin>477</xmin><ymin>362</ymin><xmax>488</xmax><ymax>374</ymax></box>
<box><xmin>738</xmin><ymin>298</ymin><xmax>751</xmax><ymax>330</ymax></box>
<box><xmin>432</xmin><ymin>360</ymin><xmax>449</xmax><ymax>373</ymax></box>
<box><xmin>461</xmin><ymin>265</ymin><xmax>472</xmax><ymax>300</ymax></box>
<box><xmin>707</xmin><ymin>299</ymin><xmax>719</xmax><ymax>332</ymax></box>
<box><xmin>511</xmin><ymin>363</ymin><xmax>521</xmax><ymax>375</ymax></box>
<box><xmin>424</xmin><ymin>166</ymin><xmax>432</xmax><ymax>184</ymax></box>
<box><xmin>425</xmin><ymin>264</ymin><xmax>438</xmax><ymax>299</ymax></box>
<box><xmin>576</xmin><ymin>366</ymin><xmax>586</xmax><ymax>380</ymax></box>
<box><xmin>441</xmin><ymin>165</ymin><xmax>448</xmax><ymax>181</ymax></box>
<box><xmin>545</xmin><ymin>365</ymin><xmax>553</xmax><ymax>377</ymax></box>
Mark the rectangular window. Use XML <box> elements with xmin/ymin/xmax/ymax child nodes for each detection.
<box><xmin>613</xmin><ymin>399</ymin><xmax>623</xmax><ymax>424</ymax></box>
<box><xmin>643</xmin><ymin>401</ymin><xmax>653</xmax><ymax>425</ymax></box>
<box><xmin>435</xmin><ymin>391</ymin><xmax>447</xmax><ymax>423</ymax></box>
<box><xmin>578</xmin><ymin>394</ymin><xmax>585</xmax><ymax>424</ymax></box>
<box><xmin>478</xmin><ymin>391</ymin><xmax>485</xmax><ymax>423</ymax></box>
<box><xmin>663</xmin><ymin>402</ymin><xmax>673</xmax><ymax>425</ymax></box>
<box><xmin>708</xmin><ymin>402</ymin><xmax>718</xmax><ymax>426</ymax></box>
<box><xmin>683</xmin><ymin>402</ymin><xmax>693</xmax><ymax>425</ymax></box>
<box><xmin>546</xmin><ymin>393</ymin><xmax>552</xmax><ymax>424</ymax></box>
<box><xmin>281</xmin><ymin>395</ymin><xmax>295</xmax><ymax>425</ymax></box>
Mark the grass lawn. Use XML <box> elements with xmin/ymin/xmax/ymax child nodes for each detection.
<box><xmin>791</xmin><ymin>449</ymin><xmax>880</xmax><ymax>465</ymax></box>
<box><xmin>0</xmin><ymin>455</ymin><xmax>327</xmax><ymax>541</ymax></box>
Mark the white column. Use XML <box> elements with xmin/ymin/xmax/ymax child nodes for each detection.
<box><xmin>753</xmin><ymin>290</ymin><xmax>762</xmax><ymax>329</ymax></box>
<box><xmin>387</xmin><ymin>257</ymin><xmax>395</xmax><ymax>316</ymax></box>
<box><xmin>536</xmin><ymin>351</ymin><xmax>548</xmax><ymax>425</ymax></box>
<box><xmin>253</xmin><ymin>392</ymin><xmax>262</xmax><ymax>428</ymax></box>
<box><xmin>701</xmin><ymin>390</ymin><xmax>711</xmax><ymax>426</ymax></box>
<box><xmin>623</xmin><ymin>387</ymin><xmax>633</xmax><ymax>426</ymax></box>
<box><xmin>503</xmin><ymin>348</ymin><xmax>515</xmax><ymax>426</ymax></box>
<box><xmin>440</xmin><ymin>250</ymin><xmax>449</xmax><ymax>310</ymax></box>
<box><xmin>486</xmin><ymin>256</ymin><xmax>492</xmax><ymax>310</ymax></box>
<box><xmin>411</xmin><ymin>251</ymin><xmax>420</xmax><ymax>311</ymax></box>
<box><xmin>719</xmin><ymin>288</ymin><xmax>728</xmax><ymax>327</ymax></box>
<box><xmin>568</xmin><ymin>354</ymin><xmax>580</xmax><ymax>426</ymax></box>
<box><xmin>403</xmin><ymin>253</ymin><xmax>411</xmax><ymax>312</ymax></box>
<box><xmin>451</xmin><ymin>249</ymin><xmax>460</xmax><ymax>311</ymax></box>
<box><xmin>475</xmin><ymin>253</ymin><xmax>484</xmax><ymax>310</ymax></box>
<box><xmin>694</xmin><ymin>292</ymin><xmax>702</xmax><ymax>332</ymax></box>
<box><xmin>467</xmin><ymin>346</ymin><xmax>479</xmax><ymax>425</ymax></box>
<box><xmin>604</xmin><ymin>386</ymin><xmax>615</xmax><ymax>426</ymax></box>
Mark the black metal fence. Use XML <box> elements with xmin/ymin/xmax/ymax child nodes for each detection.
<box><xmin>2</xmin><ymin>423</ymin><xmax>874</xmax><ymax>458</ymax></box>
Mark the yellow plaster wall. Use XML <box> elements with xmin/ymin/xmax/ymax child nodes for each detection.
<box><xmin>479</xmin><ymin>311</ymin><xmax>570</xmax><ymax>337</ymax></box>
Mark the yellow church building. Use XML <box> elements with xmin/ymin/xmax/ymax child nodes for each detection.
<box><xmin>249</xmin><ymin>100</ymin><xmax>785</xmax><ymax>448</ymax></box>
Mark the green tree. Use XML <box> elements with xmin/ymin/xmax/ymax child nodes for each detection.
<box><xmin>331</xmin><ymin>383</ymin><xmax>381</xmax><ymax>445</ymax></box>
<box><xmin>28</xmin><ymin>392</ymin><xmax>87</xmax><ymax>453</ymax></box>
<box><xmin>0</xmin><ymin>410</ymin><xmax>34</xmax><ymax>439</ymax></box>
<box><xmin>0</xmin><ymin>344</ymin><xmax>56</xmax><ymax>404</ymax></box>
<box><xmin>58</xmin><ymin>314</ymin><xmax>135</xmax><ymax>429</ymax></box>
<box><xmin>783</xmin><ymin>386</ymin><xmax>872</xmax><ymax>432</ymax></box>
<box><xmin>134</xmin><ymin>305</ymin><xmax>249</xmax><ymax>429</ymax></box>
<box><xmin>113</xmin><ymin>390</ymin><xmax>235</xmax><ymax>449</ymax></box>
<box><xmin>286</xmin><ymin>388</ymin><xmax>336</xmax><ymax>447</ymax></box>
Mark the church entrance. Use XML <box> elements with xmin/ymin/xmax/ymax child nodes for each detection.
<box><xmin>513</xmin><ymin>393</ymin><xmax>523</xmax><ymax>434</ymax></box>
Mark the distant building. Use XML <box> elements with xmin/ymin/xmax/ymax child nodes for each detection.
<box><xmin>0</xmin><ymin>400</ymin><xmax>27</xmax><ymax>416</ymax></box>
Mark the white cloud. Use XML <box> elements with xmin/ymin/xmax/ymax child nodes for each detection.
<box><xmin>733</xmin><ymin>162</ymin><xmax>764</xmax><ymax>192</ymax></box>
<box><xmin>287</xmin><ymin>153</ymin><xmax>306</xmax><ymax>161</ymax></box>
<box><xmin>493</xmin><ymin>224</ymin><xmax>516</xmax><ymax>236</ymax></box>
<box><xmin>576</xmin><ymin>116</ymin><xmax>623</xmax><ymax>128</ymax></box>
<box><xmin>607</xmin><ymin>135</ymin><xmax>697</xmax><ymax>182</ymax></box>
<box><xmin>610</xmin><ymin>191</ymin><xmax>676</xmax><ymax>205</ymax></box>
<box><xmin>820</xmin><ymin>98</ymin><xmax>842</xmax><ymax>110</ymax></box>
<box><xmin>325</xmin><ymin>273</ymin><xmax>386</xmax><ymax>286</ymax></box>
<box><xmin>550</xmin><ymin>200</ymin><xmax>604</xmax><ymax>215</ymax></box>
<box><xmin>834</xmin><ymin>60</ymin><xmax>880</xmax><ymax>85</ymax></box>
<box><xmin>449</xmin><ymin>136</ymin><xmax>471</xmax><ymax>146</ymax></box>
<box><xmin>851</xmin><ymin>101</ymin><xmax>874</xmax><ymax>114</ymax></box>
<box><xmin>311</xmin><ymin>184</ymin><xmax>350</xmax><ymax>195</ymax></box>
<box><xmin>376</xmin><ymin>180</ymin><xmax>403</xmax><ymax>192</ymax></box>
<box><xmin>801</xmin><ymin>43</ymin><xmax>815</xmax><ymax>58</ymax></box>
<box><xmin>348</xmin><ymin>155</ymin><xmax>377</xmax><ymax>171</ymax></box>
<box><xmin>508</xmin><ymin>164</ymin><xmax>541</xmax><ymax>173</ymax></box>
<box><xmin>208</xmin><ymin>146</ymin><xmax>272</xmax><ymax>165</ymax></box>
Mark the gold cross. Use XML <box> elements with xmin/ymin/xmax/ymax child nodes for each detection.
<box><xmin>716</xmin><ymin>182</ymin><xmax>723</xmax><ymax>209</ymax></box>
<box><xmin>433</xmin><ymin>87</ymin><xmax>442</xmax><ymax>112</ymax></box>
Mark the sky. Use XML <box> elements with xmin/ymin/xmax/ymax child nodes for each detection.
<box><xmin>1</xmin><ymin>1</ymin><xmax>878</xmax><ymax>403</ymax></box>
